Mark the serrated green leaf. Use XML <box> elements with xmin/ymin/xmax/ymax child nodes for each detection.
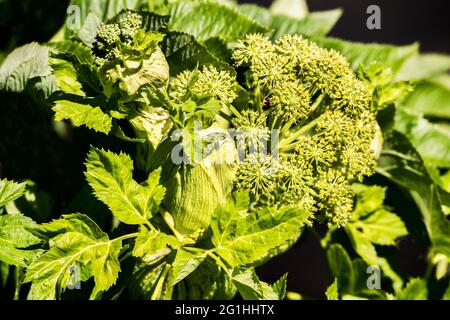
<box><xmin>272</xmin><ymin>273</ymin><xmax>288</xmax><ymax>300</ymax></box>
<box><xmin>351</xmin><ymin>184</ymin><xmax>386</xmax><ymax>218</ymax></box>
<box><xmin>396</xmin><ymin>278</ymin><xmax>427</xmax><ymax>300</ymax></box>
<box><xmin>161</xmin><ymin>31</ymin><xmax>234</xmax><ymax>76</ymax></box>
<box><xmin>132</xmin><ymin>228</ymin><xmax>180</xmax><ymax>263</ymax></box>
<box><xmin>85</xmin><ymin>148</ymin><xmax>165</xmax><ymax>225</ymax></box>
<box><xmin>166</xmin><ymin>2</ymin><xmax>269</xmax><ymax>42</ymax></box>
<box><xmin>0</xmin><ymin>42</ymin><xmax>53</xmax><ymax>93</ymax></box>
<box><xmin>0</xmin><ymin>178</ymin><xmax>26</xmax><ymax>208</ymax></box>
<box><xmin>238</xmin><ymin>4</ymin><xmax>272</xmax><ymax>26</ymax></box>
<box><xmin>326</xmin><ymin>278</ymin><xmax>339</xmax><ymax>300</ymax></box>
<box><xmin>174</xmin><ymin>258</ymin><xmax>236</xmax><ymax>300</ymax></box>
<box><xmin>0</xmin><ymin>214</ymin><xmax>41</xmax><ymax>248</ymax></box>
<box><xmin>53</xmin><ymin>100</ymin><xmax>112</xmax><ymax>134</ymax></box>
<box><xmin>395</xmin><ymin>106</ymin><xmax>450</xmax><ymax>168</ymax></box>
<box><xmin>0</xmin><ymin>214</ymin><xmax>42</xmax><ymax>267</ymax></box>
<box><xmin>231</xmin><ymin>267</ymin><xmax>278</xmax><ymax>300</ymax></box>
<box><xmin>5</xmin><ymin>180</ymin><xmax>54</xmax><ymax>223</ymax></box>
<box><xmin>141</xmin><ymin>11</ymin><xmax>170</xmax><ymax>32</ymax></box>
<box><xmin>353</xmin><ymin>209</ymin><xmax>408</xmax><ymax>246</ymax></box>
<box><xmin>211</xmin><ymin>192</ymin><xmax>311</xmax><ymax>267</ymax></box>
<box><xmin>203</xmin><ymin>37</ymin><xmax>232</xmax><ymax>62</ymax></box>
<box><xmin>313</xmin><ymin>37</ymin><xmax>418</xmax><ymax>75</ymax></box>
<box><xmin>168</xmin><ymin>248</ymin><xmax>207</xmax><ymax>287</ymax></box>
<box><xmin>24</xmin><ymin>214</ymin><xmax>121</xmax><ymax>299</ymax></box>
<box><xmin>50</xmin><ymin>57</ymin><xmax>85</xmax><ymax>96</ymax></box>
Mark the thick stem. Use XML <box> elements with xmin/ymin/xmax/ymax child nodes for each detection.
<box><xmin>206</xmin><ymin>251</ymin><xmax>231</xmax><ymax>276</ymax></box>
<box><xmin>151</xmin><ymin>263</ymin><xmax>171</xmax><ymax>300</ymax></box>
<box><xmin>13</xmin><ymin>267</ymin><xmax>23</xmax><ymax>300</ymax></box>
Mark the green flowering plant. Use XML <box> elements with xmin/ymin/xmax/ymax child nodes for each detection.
<box><xmin>0</xmin><ymin>0</ymin><xmax>449</xmax><ymax>301</ymax></box>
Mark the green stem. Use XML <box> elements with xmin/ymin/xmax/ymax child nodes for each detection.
<box><xmin>279</xmin><ymin>115</ymin><xmax>321</xmax><ymax>150</ymax></box>
<box><xmin>112</xmin><ymin>232</ymin><xmax>140</xmax><ymax>243</ymax></box>
<box><xmin>49</xmin><ymin>26</ymin><xmax>65</xmax><ymax>43</ymax></box>
<box><xmin>145</xmin><ymin>221</ymin><xmax>158</xmax><ymax>232</ymax></box>
<box><xmin>227</xmin><ymin>103</ymin><xmax>242</xmax><ymax>119</ymax></box>
<box><xmin>206</xmin><ymin>251</ymin><xmax>231</xmax><ymax>276</ymax></box>
<box><xmin>278</xmin><ymin>94</ymin><xmax>325</xmax><ymax>150</ymax></box>
<box><xmin>279</xmin><ymin>119</ymin><xmax>294</xmax><ymax>137</ymax></box>
<box><xmin>254</xmin><ymin>85</ymin><xmax>263</xmax><ymax>112</ymax></box>
<box><xmin>151</xmin><ymin>264</ymin><xmax>170</xmax><ymax>300</ymax></box>
<box><xmin>13</xmin><ymin>267</ymin><xmax>23</xmax><ymax>300</ymax></box>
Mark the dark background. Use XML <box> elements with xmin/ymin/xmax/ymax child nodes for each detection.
<box><xmin>0</xmin><ymin>0</ymin><xmax>448</xmax><ymax>299</ymax></box>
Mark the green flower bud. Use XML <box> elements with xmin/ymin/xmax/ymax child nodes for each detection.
<box><xmin>98</xmin><ymin>31</ymin><xmax>169</xmax><ymax>100</ymax></box>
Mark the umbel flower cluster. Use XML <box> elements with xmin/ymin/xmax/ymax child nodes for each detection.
<box><xmin>170</xmin><ymin>34</ymin><xmax>378</xmax><ymax>227</ymax></box>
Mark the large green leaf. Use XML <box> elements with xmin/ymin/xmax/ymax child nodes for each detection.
<box><xmin>50</xmin><ymin>57</ymin><xmax>85</xmax><ymax>96</ymax></box>
<box><xmin>24</xmin><ymin>214</ymin><xmax>121</xmax><ymax>299</ymax></box>
<box><xmin>351</xmin><ymin>209</ymin><xmax>408</xmax><ymax>246</ymax></box>
<box><xmin>210</xmin><ymin>192</ymin><xmax>311</xmax><ymax>267</ymax></box>
<box><xmin>238</xmin><ymin>4</ymin><xmax>341</xmax><ymax>39</ymax></box>
<box><xmin>402</xmin><ymin>76</ymin><xmax>450</xmax><ymax>120</ymax></box>
<box><xmin>395</xmin><ymin>53</ymin><xmax>450</xmax><ymax>81</ymax></box>
<box><xmin>314</xmin><ymin>37</ymin><xmax>418</xmax><ymax>74</ymax></box>
<box><xmin>377</xmin><ymin>131</ymin><xmax>450</xmax><ymax>259</ymax></box>
<box><xmin>85</xmin><ymin>148</ymin><xmax>166</xmax><ymax>225</ymax></box>
<box><xmin>0</xmin><ymin>43</ymin><xmax>53</xmax><ymax>94</ymax></box>
<box><xmin>132</xmin><ymin>228</ymin><xmax>180</xmax><ymax>263</ymax></box>
<box><xmin>168</xmin><ymin>248</ymin><xmax>207</xmax><ymax>287</ymax></box>
<box><xmin>238</xmin><ymin>4</ymin><xmax>272</xmax><ymax>26</ymax></box>
<box><xmin>270</xmin><ymin>9</ymin><xmax>342</xmax><ymax>40</ymax></box>
<box><xmin>0</xmin><ymin>179</ymin><xmax>26</xmax><ymax>208</ymax></box>
<box><xmin>0</xmin><ymin>214</ymin><xmax>42</xmax><ymax>267</ymax></box>
<box><xmin>161</xmin><ymin>32</ymin><xmax>234</xmax><ymax>76</ymax></box>
<box><xmin>166</xmin><ymin>1</ymin><xmax>269</xmax><ymax>42</ymax></box>
<box><xmin>395</xmin><ymin>106</ymin><xmax>450</xmax><ymax>168</ymax></box>
<box><xmin>53</xmin><ymin>100</ymin><xmax>113</xmax><ymax>134</ymax></box>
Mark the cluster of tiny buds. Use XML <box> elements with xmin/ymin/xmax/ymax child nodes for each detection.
<box><xmin>92</xmin><ymin>11</ymin><xmax>143</xmax><ymax>63</ymax></box>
